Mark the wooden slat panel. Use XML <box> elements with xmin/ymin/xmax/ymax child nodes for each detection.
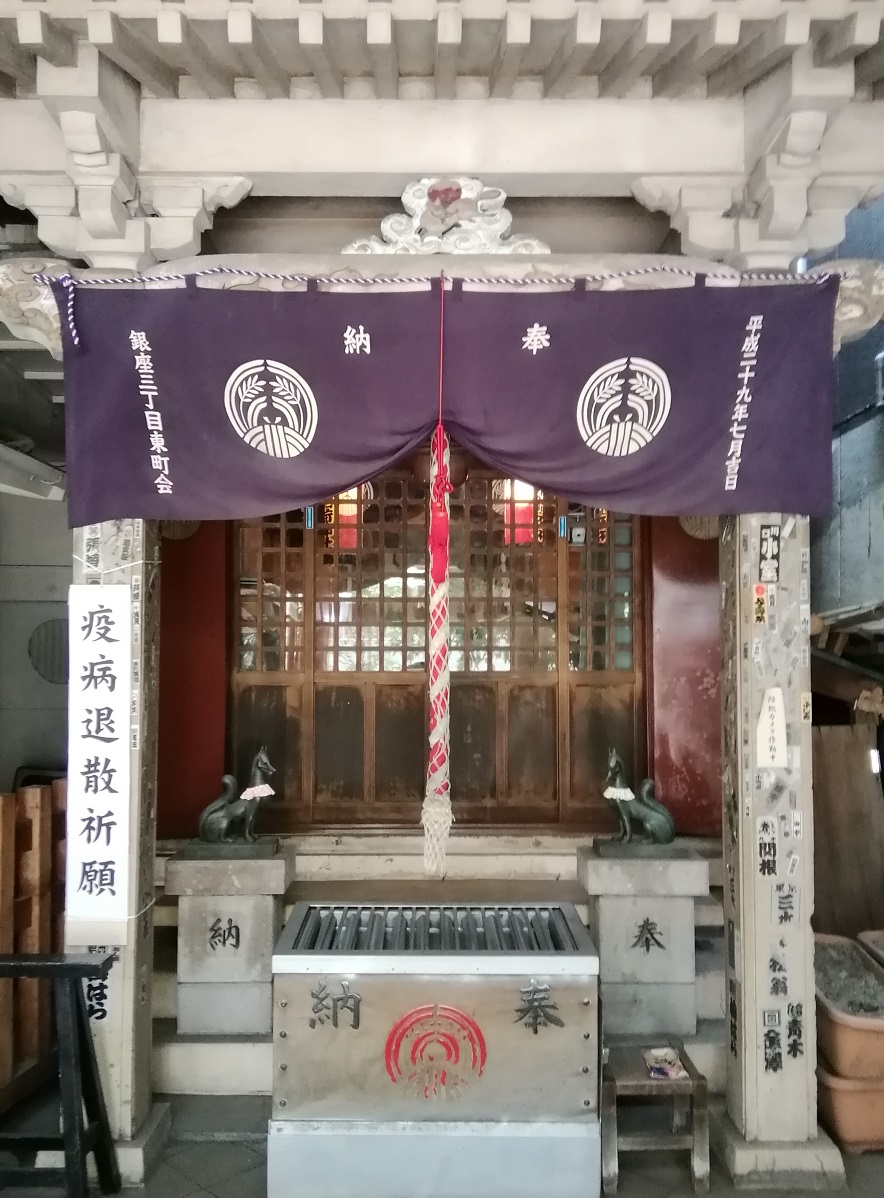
<box><xmin>50</xmin><ymin>779</ymin><xmax>66</xmax><ymax>952</ymax></box>
<box><xmin>375</xmin><ymin>684</ymin><xmax>424</xmax><ymax>806</ymax></box>
<box><xmin>315</xmin><ymin>685</ymin><xmax>364</xmax><ymax>804</ymax></box>
<box><xmin>0</xmin><ymin>794</ymin><xmax>15</xmax><ymax>1089</ymax></box>
<box><xmin>14</xmin><ymin>787</ymin><xmax>51</xmax><ymax>1062</ymax></box>
<box><xmin>506</xmin><ymin>685</ymin><xmax>557</xmax><ymax>808</ymax></box>
<box><xmin>568</xmin><ymin>683</ymin><xmax>635</xmax><ymax>825</ymax></box>
<box><xmin>234</xmin><ymin>685</ymin><xmax>290</xmax><ymax>828</ymax></box>
<box><xmin>450</xmin><ymin>682</ymin><xmax>496</xmax><ymax>806</ymax></box>
<box><xmin>812</xmin><ymin>724</ymin><xmax>884</xmax><ymax>938</ymax></box>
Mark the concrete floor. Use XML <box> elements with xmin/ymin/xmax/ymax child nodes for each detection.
<box><xmin>1</xmin><ymin>1094</ymin><xmax>883</xmax><ymax>1198</ymax></box>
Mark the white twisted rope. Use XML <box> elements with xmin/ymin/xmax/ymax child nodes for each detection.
<box><xmin>35</xmin><ymin>265</ymin><xmax>834</xmax><ymax>350</ymax></box>
<box><xmin>421</xmin><ymin>428</ymin><xmax>453</xmax><ymax>878</ymax></box>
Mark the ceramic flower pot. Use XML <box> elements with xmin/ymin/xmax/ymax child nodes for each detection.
<box><xmin>817</xmin><ymin>1062</ymin><xmax>884</xmax><ymax>1153</ymax></box>
<box><xmin>815</xmin><ymin>933</ymin><xmax>884</xmax><ymax>1081</ymax></box>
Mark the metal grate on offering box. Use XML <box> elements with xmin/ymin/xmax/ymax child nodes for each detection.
<box><xmin>272</xmin><ymin>902</ymin><xmax>598</xmax><ymax>976</ymax></box>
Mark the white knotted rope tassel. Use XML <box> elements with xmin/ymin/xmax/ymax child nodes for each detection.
<box><xmin>421</xmin><ymin>426</ymin><xmax>453</xmax><ymax>877</ymax></box>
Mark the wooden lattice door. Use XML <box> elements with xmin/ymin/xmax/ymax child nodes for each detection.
<box><xmin>232</xmin><ymin>463</ymin><xmax>643</xmax><ymax>831</ymax></box>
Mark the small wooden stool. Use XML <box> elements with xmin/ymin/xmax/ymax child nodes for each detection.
<box><xmin>0</xmin><ymin>953</ymin><xmax>121</xmax><ymax>1198</ymax></box>
<box><xmin>601</xmin><ymin>1037</ymin><xmax>709</xmax><ymax>1195</ymax></box>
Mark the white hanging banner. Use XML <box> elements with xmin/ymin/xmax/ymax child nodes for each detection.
<box><xmin>756</xmin><ymin>686</ymin><xmax>788</xmax><ymax>770</ymax></box>
<box><xmin>66</xmin><ymin>585</ymin><xmax>133</xmax><ymax>943</ymax></box>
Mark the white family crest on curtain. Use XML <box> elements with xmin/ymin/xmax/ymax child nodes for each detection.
<box><xmin>66</xmin><ymin>584</ymin><xmax>133</xmax><ymax>942</ymax></box>
<box><xmin>343</xmin><ymin>177</ymin><xmax>551</xmax><ymax>256</ymax></box>
<box><xmin>577</xmin><ymin>356</ymin><xmax>672</xmax><ymax>458</ymax></box>
<box><xmin>224</xmin><ymin>358</ymin><xmax>318</xmax><ymax>459</ymax></box>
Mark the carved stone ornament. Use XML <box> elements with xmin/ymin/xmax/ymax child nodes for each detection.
<box><xmin>678</xmin><ymin>516</ymin><xmax>719</xmax><ymax>540</ymax></box>
<box><xmin>809</xmin><ymin>258</ymin><xmax>884</xmax><ymax>349</ymax></box>
<box><xmin>343</xmin><ymin>177</ymin><xmax>550</xmax><ymax>256</ymax></box>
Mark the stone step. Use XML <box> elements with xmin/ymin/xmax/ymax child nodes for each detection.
<box><xmin>695</xmin><ymin>888</ymin><xmax>724</xmax><ymax>930</ymax></box>
<box><xmin>695</xmin><ymin>935</ymin><xmax>726</xmax><ymax>1022</ymax></box>
<box><xmin>683</xmin><ymin>1019</ymin><xmax>727</xmax><ymax>1095</ymax></box>
<box><xmin>153</xmin><ymin>1019</ymin><xmax>272</xmax><ymax>1096</ymax></box>
<box><xmin>155</xmin><ymin>835</ymin><xmax>593</xmax><ymax>890</ymax></box>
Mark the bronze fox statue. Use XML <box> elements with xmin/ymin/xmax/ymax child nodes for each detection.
<box><xmin>604</xmin><ymin>747</ymin><xmax>675</xmax><ymax>845</ymax></box>
<box><xmin>198</xmin><ymin>745</ymin><xmax>276</xmax><ymax>844</ymax></box>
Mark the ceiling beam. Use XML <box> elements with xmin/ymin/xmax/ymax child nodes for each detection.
<box><xmin>87</xmin><ymin>12</ymin><xmax>179</xmax><ymax>99</ymax></box>
<box><xmin>298</xmin><ymin>9</ymin><xmax>343</xmax><ymax>99</ymax></box>
<box><xmin>598</xmin><ymin>13</ymin><xmax>673</xmax><ymax>99</ymax></box>
<box><xmin>654</xmin><ymin>13</ymin><xmax>741</xmax><ymax>98</ymax></box>
<box><xmin>707</xmin><ymin>13</ymin><xmax>810</xmax><ymax>97</ymax></box>
<box><xmin>544</xmin><ymin>7</ymin><xmax>601</xmax><ymax>99</ymax></box>
<box><xmin>0</xmin><ymin>37</ymin><xmax>35</xmax><ymax>91</ymax></box>
<box><xmin>367</xmin><ymin>6</ymin><xmax>398</xmax><ymax>101</ymax></box>
<box><xmin>16</xmin><ymin>12</ymin><xmax>77</xmax><ymax>69</ymax></box>
<box><xmin>855</xmin><ymin>38</ymin><xmax>884</xmax><ymax>87</ymax></box>
<box><xmin>816</xmin><ymin>13</ymin><xmax>881</xmax><ymax>69</ymax></box>
<box><xmin>490</xmin><ymin>6</ymin><xmax>531</xmax><ymax>100</ymax></box>
<box><xmin>139</xmin><ymin>95</ymin><xmax>745</xmax><ymax>195</ymax></box>
<box><xmin>156</xmin><ymin>12</ymin><xmax>233</xmax><ymax>99</ymax></box>
<box><xmin>434</xmin><ymin>4</ymin><xmax>461</xmax><ymax>99</ymax></box>
<box><xmin>227</xmin><ymin>12</ymin><xmax>289</xmax><ymax>100</ymax></box>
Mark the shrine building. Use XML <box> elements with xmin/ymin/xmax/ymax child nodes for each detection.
<box><xmin>2</xmin><ymin>1</ymin><xmax>884</xmax><ymax>1192</ymax></box>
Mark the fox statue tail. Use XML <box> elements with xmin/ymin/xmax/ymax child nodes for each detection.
<box><xmin>197</xmin><ymin>775</ymin><xmax>238</xmax><ymax>841</ymax></box>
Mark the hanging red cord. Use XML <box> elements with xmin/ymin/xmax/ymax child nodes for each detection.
<box><xmin>429</xmin><ymin>276</ymin><xmax>452</xmax><ymax>586</ymax></box>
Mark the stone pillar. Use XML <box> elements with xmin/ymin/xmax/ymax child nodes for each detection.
<box><xmin>61</xmin><ymin>519</ymin><xmax>169</xmax><ymax>1182</ymax></box>
<box><xmin>714</xmin><ymin>514</ymin><xmax>843</xmax><ymax>1186</ymax></box>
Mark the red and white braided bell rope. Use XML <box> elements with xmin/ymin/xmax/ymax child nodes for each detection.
<box><xmin>421</xmin><ymin>423</ymin><xmax>453</xmax><ymax>877</ymax></box>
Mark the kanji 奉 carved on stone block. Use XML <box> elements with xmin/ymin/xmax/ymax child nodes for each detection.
<box><xmin>604</xmin><ymin>747</ymin><xmax>675</xmax><ymax>845</ymax></box>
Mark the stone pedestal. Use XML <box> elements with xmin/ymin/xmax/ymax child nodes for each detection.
<box><xmin>165</xmin><ymin>845</ymin><xmax>293</xmax><ymax>1036</ymax></box>
<box><xmin>578</xmin><ymin>844</ymin><xmax>709</xmax><ymax>1037</ymax></box>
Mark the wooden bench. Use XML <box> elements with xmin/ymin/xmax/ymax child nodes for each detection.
<box><xmin>601</xmin><ymin>1037</ymin><xmax>709</xmax><ymax>1194</ymax></box>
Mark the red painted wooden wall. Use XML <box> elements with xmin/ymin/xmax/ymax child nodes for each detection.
<box><xmin>156</xmin><ymin>523</ymin><xmax>228</xmax><ymax>840</ymax></box>
<box><xmin>647</xmin><ymin>518</ymin><xmax>721</xmax><ymax>836</ymax></box>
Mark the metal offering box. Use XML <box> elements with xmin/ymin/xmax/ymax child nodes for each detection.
<box><xmin>269</xmin><ymin>901</ymin><xmax>601</xmax><ymax>1198</ymax></box>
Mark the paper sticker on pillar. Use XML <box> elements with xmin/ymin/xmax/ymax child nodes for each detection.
<box><xmin>787</xmin><ymin>1002</ymin><xmax>805</xmax><ymax>1060</ymax></box>
<box><xmin>753</xmin><ymin>585</ymin><xmax>768</xmax><ymax>626</ymax></box>
<box><xmin>763</xmin><ymin>1025</ymin><xmax>784</xmax><ymax>1074</ymax></box>
<box><xmin>757</xmin><ymin>688</ymin><xmax>787</xmax><ymax>769</ymax></box>
<box><xmin>83</xmin><ymin>944</ymin><xmax>120</xmax><ymax>1022</ymax></box>
<box><xmin>385</xmin><ymin>1004</ymin><xmax>486</xmax><ymax>1099</ymax></box>
<box><xmin>757</xmin><ymin>817</ymin><xmax>778</xmax><ymax>878</ymax></box>
<box><xmin>799</xmin><ymin>605</ymin><xmax>811</xmax><ymax>637</ymax></box>
<box><xmin>766</xmin><ymin>777</ymin><xmax>786</xmax><ymax>810</ymax></box>
<box><xmin>84</xmin><ymin>525</ymin><xmax>102</xmax><ymax>575</ymax></box>
<box><xmin>769</xmin><ymin>940</ymin><xmax>788</xmax><ymax>998</ymax></box>
<box><xmin>759</xmin><ymin>525</ymin><xmax>781</xmax><ymax>583</ymax></box>
<box><xmin>762</xmin><ymin>1008</ymin><xmax>781</xmax><ymax>1029</ymax></box>
<box><xmin>801</xmin><ymin>694</ymin><xmax>812</xmax><ymax>723</ymax></box>
<box><xmin>728</xmin><ymin>979</ymin><xmax>738</xmax><ymax>1058</ymax></box>
<box><xmin>772</xmin><ymin>882</ymin><xmax>799</xmax><ymax>926</ymax></box>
